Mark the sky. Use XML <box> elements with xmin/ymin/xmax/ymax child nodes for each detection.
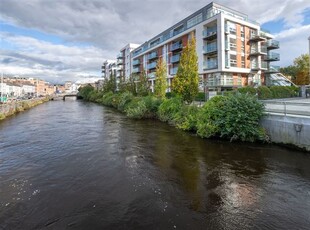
<box><xmin>0</xmin><ymin>0</ymin><xmax>310</xmax><ymax>84</ymax></box>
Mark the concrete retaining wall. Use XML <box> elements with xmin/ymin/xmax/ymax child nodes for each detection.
<box><xmin>261</xmin><ymin>114</ymin><xmax>310</xmax><ymax>151</ymax></box>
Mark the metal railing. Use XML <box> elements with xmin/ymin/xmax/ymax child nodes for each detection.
<box><xmin>263</xmin><ymin>100</ymin><xmax>310</xmax><ymax>117</ymax></box>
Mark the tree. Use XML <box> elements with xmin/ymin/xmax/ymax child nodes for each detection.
<box><xmin>294</xmin><ymin>54</ymin><xmax>309</xmax><ymax>85</ymax></box>
<box><xmin>280</xmin><ymin>54</ymin><xmax>309</xmax><ymax>85</ymax></box>
<box><xmin>172</xmin><ymin>33</ymin><xmax>199</xmax><ymax>103</ymax></box>
<box><xmin>102</xmin><ymin>73</ymin><xmax>117</xmax><ymax>93</ymax></box>
<box><xmin>154</xmin><ymin>58</ymin><xmax>167</xmax><ymax>98</ymax></box>
<box><xmin>135</xmin><ymin>71</ymin><xmax>150</xmax><ymax>96</ymax></box>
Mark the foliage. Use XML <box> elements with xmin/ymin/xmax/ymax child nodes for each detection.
<box><xmin>279</xmin><ymin>65</ymin><xmax>298</xmax><ymax>80</ymax></box>
<box><xmin>100</xmin><ymin>91</ymin><xmax>115</xmax><ymax>107</ymax></box>
<box><xmin>135</xmin><ymin>71</ymin><xmax>150</xmax><ymax>96</ymax></box>
<box><xmin>174</xmin><ymin>105</ymin><xmax>199</xmax><ymax>131</ymax></box>
<box><xmin>270</xmin><ymin>86</ymin><xmax>295</xmax><ymax>98</ymax></box>
<box><xmin>194</xmin><ymin>92</ymin><xmax>206</xmax><ymax>101</ymax></box>
<box><xmin>257</xmin><ymin>86</ymin><xmax>272</xmax><ymax>100</ymax></box>
<box><xmin>102</xmin><ymin>73</ymin><xmax>117</xmax><ymax>93</ymax></box>
<box><xmin>125</xmin><ymin>95</ymin><xmax>161</xmax><ymax>119</ymax></box>
<box><xmin>197</xmin><ymin>94</ymin><xmax>266</xmax><ymax>142</ymax></box>
<box><xmin>280</xmin><ymin>54</ymin><xmax>309</xmax><ymax>85</ymax></box>
<box><xmin>154</xmin><ymin>58</ymin><xmax>167</xmax><ymax>98</ymax></box>
<box><xmin>78</xmin><ymin>85</ymin><xmax>95</xmax><ymax>100</ymax></box>
<box><xmin>237</xmin><ymin>86</ymin><xmax>256</xmax><ymax>96</ymax></box>
<box><xmin>172</xmin><ymin>33</ymin><xmax>199</xmax><ymax>103</ymax></box>
<box><xmin>157</xmin><ymin>97</ymin><xmax>183</xmax><ymax>123</ymax></box>
<box><xmin>118</xmin><ymin>75</ymin><xmax>136</xmax><ymax>95</ymax></box>
<box><xmin>117</xmin><ymin>92</ymin><xmax>134</xmax><ymax>112</ymax></box>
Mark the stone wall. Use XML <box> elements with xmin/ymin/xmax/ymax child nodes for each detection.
<box><xmin>0</xmin><ymin>98</ymin><xmax>49</xmax><ymax>120</ymax></box>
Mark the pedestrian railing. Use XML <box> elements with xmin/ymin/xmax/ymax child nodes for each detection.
<box><xmin>262</xmin><ymin>100</ymin><xmax>310</xmax><ymax>117</ymax></box>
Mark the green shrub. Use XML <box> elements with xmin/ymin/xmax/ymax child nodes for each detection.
<box><xmin>257</xmin><ymin>86</ymin><xmax>272</xmax><ymax>99</ymax></box>
<box><xmin>142</xmin><ymin>95</ymin><xmax>162</xmax><ymax>118</ymax></box>
<box><xmin>100</xmin><ymin>92</ymin><xmax>115</xmax><ymax>106</ymax></box>
<box><xmin>125</xmin><ymin>96</ymin><xmax>161</xmax><ymax>119</ymax></box>
<box><xmin>118</xmin><ymin>92</ymin><xmax>134</xmax><ymax>112</ymax></box>
<box><xmin>270</xmin><ymin>86</ymin><xmax>292</xmax><ymax>98</ymax></box>
<box><xmin>157</xmin><ymin>97</ymin><xmax>183</xmax><ymax>123</ymax></box>
<box><xmin>125</xmin><ymin>98</ymin><xmax>147</xmax><ymax>119</ymax></box>
<box><xmin>197</xmin><ymin>94</ymin><xmax>266</xmax><ymax>142</ymax></box>
<box><xmin>174</xmin><ymin>105</ymin><xmax>199</xmax><ymax>131</ymax></box>
<box><xmin>197</xmin><ymin>96</ymin><xmax>226</xmax><ymax>138</ymax></box>
<box><xmin>0</xmin><ymin>113</ymin><xmax>5</xmax><ymax>120</ymax></box>
<box><xmin>194</xmin><ymin>92</ymin><xmax>205</xmax><ymax>101</ymax></box>
<box><xmin>237</xmin><ymin>86</ymin><xmax>257</xmax><ymax>95</ymax></box>
<box><xmin>78</xmin><ymin>85</ymin><xmax>95</xmax><ymax>100</ymax></box>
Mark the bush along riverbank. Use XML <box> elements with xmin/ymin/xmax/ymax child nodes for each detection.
<box><xmin>79</xmin><ymin>86</ymin><xmax>267</xmax><ymax>143</ymax></box>
<box><xmin>0</xmin><ymin>97</ymin><xmax>50</xmax><ymax>121</ymax></box>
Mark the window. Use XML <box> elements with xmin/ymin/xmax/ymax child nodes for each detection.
<box><xmin>241</xmin><ymin>43</ymin><xmax>245</xmax><ymax>53</ymax></box>
<box><xmin>230</xmin><ymin>54</ymin><xmax>237</xmax><ymax>67</ymax></box>
<box><xmin>187</xmin><ymin>13</ymin><xmax>203</xmax><ymax>28</ymax></box>
<box><xmin>241</xmin><ymin>56</ymin><xmax>245</xmax><ymax>68</ymax></box>
<box><xmin>230</xmin><ymin>38</ymin><xmax>236</xmax><ymax>51</ymax></box>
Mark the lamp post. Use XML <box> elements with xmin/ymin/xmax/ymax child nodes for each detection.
<box><xmin>308</xmin><ymin>36</ymin><xmax>310</xmax><ymax>83</ymax></box>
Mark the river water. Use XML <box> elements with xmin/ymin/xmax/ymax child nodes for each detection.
<box><xmin>0</xmin><ymin>101</ymin><xmax>309</xmax><ymax>229</ymax></box>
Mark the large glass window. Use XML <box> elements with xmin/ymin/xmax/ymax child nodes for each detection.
<box><xmin>187</xmin><ymin>13</ymin><xmax>203</xmax><ymax>28</ymax></box>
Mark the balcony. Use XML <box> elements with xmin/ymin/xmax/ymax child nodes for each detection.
<box><xmin>265</xmin><ymin>65</ymin><xmax>280</xmax><ymax>73</ymax></box>
<box><xmin>170</xmin><ymin>67</ymin><xmax>178</xmax><ymax>75</ymax></box>
<box><xmin>203</xmin><ymin>60</ymin><xmax>218</xmax><ymax>70</ymax></box>
<box><xmin>267</xmin><ymin>40</ymin><xmax>279</xmax><ymax>50</ymax></box>
<box><xmin>264</xmin><ymin>52</ymin><xmax>280</xmax><ymax>61</ymax></box>
<box><xmin>148</xmin><ymin>72</ymin><xmax>156</xmax><ymax>79</ymax></box>
<box><xmin>132</xmin><ymin>59</ymin><xmax>140</xmax><ymax>66</ymax></box>
<box><xmin>251</xmin><ymin>62</ymin><xmax>267</xmax><ymax>70</ymax></box>
<box><xmin>203</xmin><ymin>43</ymin><xmax>217</xmax><ymax>55</ymax></box>
<box><xmin>203</xmin><ymin>27</ymin><xmax>217</xmax><ymax>40</ymax></box>
<box><xmin>117</xmin><ymin>59</ymin><xmax>123</xmax><ymax>65</ymax></box>
<box><xmin>249</xmin><ymin>32</ymin><xmax>266</xmax><ymax>42</ymax></box>
<box><xmin>225</xmin><ymin>41</ymin><xmax>230</xmax><ymax>51</ymax></box>
<box><xmin>171</xmin><ymin>42</ymin><xmax>183</xmax><ymax>52</ymax></box>
<box><xmin>148</xmin><ymin>52</ymin><xmax>158</xmax><ymax>60</ymax></box>
<box><xmin>117</xmin><ymin>53</ymin><xmax>123</xmax><ymax>59</ymax></box>
<box><xmin>170</xmin><ymin>54</ymin><xmax>181</xmax><ymax>63</ymax></box>
<box><xmin>147</xmin><ymin>61</ymin><xmax>157</xmax><ymax>70</ymax></box>
<box><xmin>132</xmin><ymin>67</ymin><xmax>141</xmax><ymax>73</ymax></box>
<box><xmin>249</xmin><ymin>46</ymin><xmax>267</xmax><ymax>56</ymax></box>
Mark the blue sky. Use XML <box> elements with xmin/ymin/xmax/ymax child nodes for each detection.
<box><xmin>0</xmin><ymin>0</ymin><xmax>310</xmax><ymax>83</ymax></box>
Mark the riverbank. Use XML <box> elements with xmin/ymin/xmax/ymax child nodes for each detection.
<box><xmin>0</xmin><ymin>97</ymin><xmax>50</xmax><ymax>120</ymax></box>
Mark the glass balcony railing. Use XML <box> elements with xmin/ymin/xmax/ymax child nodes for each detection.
<box><xmin>203</xmin><ymin>60</ymin><xmax>218</xmax><ymax>70</ymax></box>
<box><xmin>203</xmin><ymin>43</ymin><xmax>217</xmax><ymax>54</ymax></box>
<box><xmin>132</xmin><ymin>59</ymin><xmax>140</xmax><ymax>66</ymax></box>
<box><xmin>117</xmin><ymin>53</ymin><xmax>123</xmax><ymax>59</ymax></box>
<box><xmin>267</xmin><ymin>40</ymin><xmax>280</xmax><ymax>49</ymax></box>
<box><xmin>171</xmin><ymin>43</ymin><xmax>182</xmax><ymax>51</ymax></box>
<box><xmin>148</xmin><ymin>72</ymin><xmax>156</xmax><ymax>78</ymax></box>
<box><xmin>170</xmin><ymin>67</ymin><xmax>178</xmax><ymax>75</ymax></box>
<box><xmin>170</xmin><ymin>54</ymin><xmax>181</xmax><ymax>63</ymax></box>
<box><xmin>132</xmin><ymin>67</ymin><xmax>140</xmax><ymax>73</ymax></box>
<box><xmin>266</xmin><ymin>65</ymin><xmax>280</xmax><ymax>73</ymax></box>
<box><xmin>148</xmin><ymin>52</ymin><xmax>158</xmax><ymax>60</ymax></box>
<box><xmin>202</xmin><ymin>26</ymin><xmax>217</xmax><ymax>38</ymax></box>
<box><xmin>265</xmin><ymin>52</ymin><xmax>280</xmax><ymax>61</ymax></box>
<box><xmin>147</xmin><ymin>62</ymin><xmax>157</xmax><ymax>70</ymax></box>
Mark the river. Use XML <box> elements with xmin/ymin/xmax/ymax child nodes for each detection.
<box><xmin>0</xmin><ymin>100</ymin><xmax>309</xmax><ymax>229</ymax></box>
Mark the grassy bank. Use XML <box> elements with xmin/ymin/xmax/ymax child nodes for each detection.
<box><xmin>0</xmin><ymin>98</ymin><xmax>49</xmax><ymax>121</ymax></box>
<box><xmin>80</xmin><ymin>86</ymin><xmax>268</xmax><ymax>143</ymax></box>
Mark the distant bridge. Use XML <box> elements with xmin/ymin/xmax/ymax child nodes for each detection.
<box><xmin>50</xmin><ymin>92</ymin><xmax>79</xmax><ymax>101</ymax></box>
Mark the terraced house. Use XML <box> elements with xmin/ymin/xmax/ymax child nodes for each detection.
<box><xmin>129</xmin><ymin>2</ymin><xmax>291</xmax><ymax>93</ymax></box>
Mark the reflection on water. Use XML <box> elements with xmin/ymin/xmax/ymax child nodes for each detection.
<box><xmin>0</xmin><ymin>101</ymin><xmax>310</xmax><ymax>229</ymax></box>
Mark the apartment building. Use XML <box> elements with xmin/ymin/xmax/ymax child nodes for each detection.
<box><xmin>102</xmin><ymin>60</ymin><xmax>118</xmax><ymax>80</ymax></box>
<box><xmin>130</xmin><ymin>2</ymin><xmax>282</xmax><ymax>92</ymax></box>
<box><xmin>116</xmin><ymin>43</ymin><xmax>140</xmax><ymax>80</ymax></box>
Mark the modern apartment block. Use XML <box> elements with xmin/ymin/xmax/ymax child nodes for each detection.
<box><xmin>116</xmin><ymin>43</ymin><xmax>140</xmax><ymax>80</ymax></box>
<box><xmin>102</xmin><ymin>60</ymin><xmax>118</xmax><ymax>80</ymax></box>
<box><xmin>130</xmin><ymin>2</ymin><xmax>286</xmax><ymax>93</ymax></box>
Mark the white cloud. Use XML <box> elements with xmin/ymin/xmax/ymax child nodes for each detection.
<box><xmin>0</xmin><ymin>0</ymin><xmax>309</xmax><ymax>82</ymax></box>
<box><xmin>0</xmin><ymin>33</ymin><xmax>106</xmax><ymax>83</ymax></box>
